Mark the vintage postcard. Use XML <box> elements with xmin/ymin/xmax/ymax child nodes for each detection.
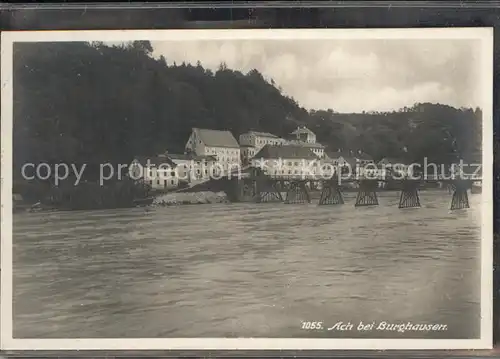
<box><xmin>0</xmin><ymin>28</ymin><xmax>493</xmax><ymax>350</ymax></box>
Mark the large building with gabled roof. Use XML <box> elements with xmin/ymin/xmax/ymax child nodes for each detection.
<box><xmin>185</xmin><ymin>127</ymin><xmax>241</xmax><ymax>174</ymax></box>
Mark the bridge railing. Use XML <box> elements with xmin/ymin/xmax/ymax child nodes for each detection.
<box><xmin>224</xmin><ymin>168</ymin><xmax>482</xmax><ymax>182</ymax></box>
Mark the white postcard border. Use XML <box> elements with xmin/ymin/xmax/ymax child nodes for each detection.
<box><xmin>0</xmin><ymin>27</ymin><xmax>494</xmax><ymax>351</ymax></box>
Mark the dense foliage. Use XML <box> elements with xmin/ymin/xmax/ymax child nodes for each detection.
<box><xmin>12</xmin><ymin>40</ymin><xmax>483</xmax><ymax>208</ymax></box>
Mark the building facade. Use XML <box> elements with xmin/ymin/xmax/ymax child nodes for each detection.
<box><xmin>185</xmin><ymin>128</ymin><xmax>241</xmax><ymax>175</ymax></box>
<box><xmin>291</xmin><ymin>126</ymin><xmax>317</xmax><ymax>144</ymax></box>
<box><xmin>240</xmin><ymin>126</ymin><xmax>326</xmax><ymax>164</ymax></box>
<box><xmin>239</xmin><ymin>131</ymin><xmax>287</xmax><ymax>148</ymax></box>
<box><xmin>129</xmin><ymin>155</ymin><xmax>179</xmax><ymax>191</ymax></box>
<box><xmin>288</xmin><ymin>126</ymin><xmax>325</xmax><ymax>158</ymax></box>
<box><xmin>251</xmin><ymin>144</ymin><xmax>324</xmax><ymax>178</ymax></box>
<box><xmin>239</xmin><ymin>131</ymin><xmax>287</xmax><ymax>165</ymax></box>
<box><xmin>165</xmin><ymin>153</ymin><xmax>218</xmax><ymax>183</ymax></box>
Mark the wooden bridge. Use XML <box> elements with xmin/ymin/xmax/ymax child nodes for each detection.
<box><xmin>180</xmin><ymin>167</ymin><xmax>482</xmax><ymax>211</ymax></box>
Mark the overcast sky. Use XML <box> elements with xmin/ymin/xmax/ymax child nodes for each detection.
<box><xmin>151</xmin><ymin>39</ymin><xmax>482</xmax><ymax>113</ymax></box>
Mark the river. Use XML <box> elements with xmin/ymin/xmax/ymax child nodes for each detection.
<box><xmin>12</xmin><ymin>190</ymin><xmax>482</xmax><ymax>339</ymax></box>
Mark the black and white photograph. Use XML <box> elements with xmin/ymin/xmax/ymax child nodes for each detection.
<box><xmin>0</xmin><ymin>28</ymin><xmax>493</xmax><ymax>350</ymax></box>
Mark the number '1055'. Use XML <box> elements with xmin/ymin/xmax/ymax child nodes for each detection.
<box><xmin>302</xmin><ymin>321</ymin><xmax>323</xmax><ymax>330</ymax></box>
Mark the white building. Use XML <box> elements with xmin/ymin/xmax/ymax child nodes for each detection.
<box><xmin>288</xmin><ymin>126</ymin><xmax>325</xmax><ymax>158</ymax></box>
<box><xmin>239</xmin><ymin>126</ymin><xmax>326</xmax><ymax>165</ymax></box>
<box><xmin>291</xmin><ymin>126</ymin><xmax>316</xmax><ymax>144</ymax></box>
<box><xmin>129</xmin><ymin>155</ymin><xmax>179</xmax><ymax>191</ymax></box>
<box><xmin>240</xmin><ymin>145</ymin><xmax>257</xmax><ymax>166</ymax></box>
<box><xmin>165</xmin><ymin>153</ymin><xmax>218</xmax><ymax>183</ymax></box>
<box><xmin>251</xmin><ymin>144</ymin><xmax>324</xmax><ymax>178</ymax></box>
<box><xmin>239</xmin><ymin>131</ymin><xmax>287</xmax><ymax>165</ymax></box>
<box><xmin>239</xmin><ymin>131</ymin><xmax>287</xmax><ymax>148</ymax></box>
<box><xmin>185</xmin><ymin>128</ymin><xmax>241</xmax><ymax>175</ymax></box>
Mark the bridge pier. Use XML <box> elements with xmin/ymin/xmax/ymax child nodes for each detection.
<box><xmin>230</xmin><ymin>178</ymin><xmax>257</xmax><ymax>202</ymax></box>
<box><xmin>285</xmin><ymin>181</ymin><xmax>311</xmax><ymax>204</ymax></box>
<box><xmin>450</xmin><ymin>179</ymin><xmax>471</xmax><ymax>210</ymax></box>
<box><xmin>398</xmin><ymin>180</ymin><xmax>421</xmax><ymax>209</ymax></box>
<box><xmin>319</xmin><ymin>180</ymin><xmax>344</xmax><ymax>205</ymax></box>
<box><xmin>255</xmin><ymin>179</ymin><xmax>284</xmax><ymax>203</ymax></box>
<box><xmin>355</xmin><ymin>179</ymin><xmax>379</xmax><ymax>207</ymax></box>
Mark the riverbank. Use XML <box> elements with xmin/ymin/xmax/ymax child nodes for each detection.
<box><xmin>15</xmin><ymin>187</ymin><xmax>480</xmax><ymax>213</ymax></box>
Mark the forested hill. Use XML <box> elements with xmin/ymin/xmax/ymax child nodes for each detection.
<box><xmin>13</xmin><ymin>40</ymin><xmax>482</xmax><ymax>173</ymax></box>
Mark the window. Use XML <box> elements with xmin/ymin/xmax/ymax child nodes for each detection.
<box><xmin>171</xmin><ymin>179</ymin><xmax>175</xmax><ymax>185</ymax></box>
<box><xmin>171</xmin><ymin>171</ymin><xmax>176</xmax><ymax>177</ymax></box>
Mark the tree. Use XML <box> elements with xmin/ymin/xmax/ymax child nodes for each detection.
<box><xmin>13</xmin><ymin>41</ymin><xmax>482</xmax><ymax>208</ymax></box>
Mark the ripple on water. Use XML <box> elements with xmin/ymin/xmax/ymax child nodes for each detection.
<box><xmin>12</xmin><ymin>192</ymin><xmax>483</xmax><ymax>339</ymax></box>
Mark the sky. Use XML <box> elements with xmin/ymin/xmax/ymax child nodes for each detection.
<box><xmin>150</xmin><ymin>39</ymin><xmax>482</xmax><ymax>113</ymax></box>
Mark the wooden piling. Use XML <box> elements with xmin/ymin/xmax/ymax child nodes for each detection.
<box><xmin>398</xmin><ymin>180</ymin><xmax>421</xmax><ymax>209</ymax></box>
<box><xmin>355</xmin><ymin>179</ymin><xmax>379</xmax><ymax>207</ymax></box>
<box><xmin>319</xmin><ymin>180</ymin><xmax>344</xmax><ymax>205</ymax></box>
<box><xmin>285</xmin><ymin>181</ymin><xmax>311</xmax><ymax>204</ymax></box>
<box><xmin>450</xmin><ymin>180</ymin><xmax>470</xmax><ymax>210</ymax></box>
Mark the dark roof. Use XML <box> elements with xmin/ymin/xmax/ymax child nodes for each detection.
<box><xmin>133</xmin><ymin>156</ymin><xmax>177</xmax><ymax>167</ymax></box>
<box><xmin>193</xmin><ymin>128</ymin><xmax>239</xmax><ymax>148</ymax></box>
<box><xmin>166</xmin><ymin>153</ymin><xmax>217</xmax><ymax>162</ymax></box>
<box><xmin>254</xmin><ymin>144</ymin><xmax>319</xmax><ymax>159</ymax></box>
<box><xmin>324</xmin><ymin>151</ymin><xmax>357</xmax><ymax>167</ymax></box>
<box><xmin>326</xmin><ymin>150</ymin><xmax>354</xmax><ymax>160</ymax></box>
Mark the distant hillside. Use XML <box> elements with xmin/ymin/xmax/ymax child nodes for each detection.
<box><xmin>13</xmin><ymin>40</ymin><xmax>482</xmax><ymax>174</ymax></box>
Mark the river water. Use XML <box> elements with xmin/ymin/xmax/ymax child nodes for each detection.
<box><xmin>12</xmin><ymin>190</ymin><xmax>482</xmax><ymax>339</ymax></box>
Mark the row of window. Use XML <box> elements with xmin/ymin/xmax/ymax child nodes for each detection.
<box><xmin>206</xmin><ymin>147</ymin><xmax>239</xmax><ymax>156</ymax></box>
<box><xmin>253</xmin><ymin>160</ymin><xmax>319</xmax><ymax>167</ymax></box>
<box><xmin>218</xmin><ymin>156</ymin><xmax>240</xmax><ymax>162</ymax></box>
<box><xmin>148</xmin><ymin>170</ymin><xmax>177</xmax><ymax>177</ymax></box>
<box><xmin>255</xmin><ymin>139</ymin><xmax>283</xmax><ymax>146</ymax></box>
<box><xmin>149</xmin><ymin>179</ymin><xmax>177</xmax><ymax>186</ymax></box>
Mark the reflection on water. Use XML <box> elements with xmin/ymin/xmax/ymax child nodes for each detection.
<box><xmin>13</xmin><ymin>191</ymin><xmax>482</xmax><ymax>339</ymax></box>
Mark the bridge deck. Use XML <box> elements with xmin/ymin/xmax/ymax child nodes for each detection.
<box><xmin>226</xmin><ymin>172</ymin><xmax>482</xmax><ymax>182</ymax></box>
